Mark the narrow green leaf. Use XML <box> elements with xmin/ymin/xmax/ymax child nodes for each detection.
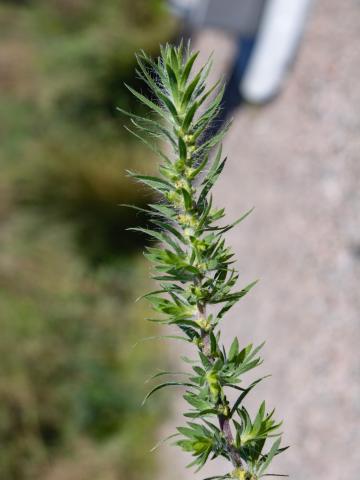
<box><xmin>127</xmin><ymin>171</ymin><xmax>172</xmax><ymax>193</ymax></box>
<box><xmin>261</xmin><ymin>475</ymin><xmax>289</xmax><ymax>478</ymax></box>
<box><xmin>132</xmin><ymin>335</ymin><xmax>191</xmax><ymax>349</ymax></box>
<box><xmin>125</xmin><ymin>83</ymin><xmax>166</xmax><ymax>120</ymax></box>
<box><xmin>180</xmin><ymin>51</ymin><xmax>199</xmax><ymax>86</ymax></box>
<box><xmin>183</xmin><ymin>101</ymin><xmax>198</xmax><ymax>131</ymax></box>
<box><xmin>145</xmin><ymin>370</ymin><xmax>190</xmax><ymax>383</ymax></box>
<box><xmin>150</xmin><ymin>433</ymin><xmax>180</xmax><ymax>452</ymax></box>
<box><xmin>188</xmin><ymin>153</ymin><xmax>210</xmax><ymax>179</ymax></box>
<box><xmin>181</xmin><ymin>68</ymin><xmax>204</xmax><ymax>108</ymax></box>
<box><xmin>230</xmin><ymin>377</ymin><xmax>269</xmax><ymax>417</ymax></box>
<box><xmin>117</xmin><ymin>107</ymin><xmax>177</xmax><ymax>147</ymax></box>
<box><xmin>258</xmin><ymin>438</ymin><xmax>282</xmax><ymax>475</ymax></box>
<box><xmin>228</xmin><ymin>337</ymin><xmax>239</xmax><ymax>362</ymax></box>
<box><xmin>218</xmin><ymin>207</ymin><xmax>255</xmax><ymax>234</ymax></box>
<box><xmin>124</xmin><ymin>125</ymin><xmax>171</xmax><ymax>163</ymax></box>
<box><xmin>179</xmin><ymin>136</ymin><xmax>187</xmax><ymax>160</ymax></box>
<box><xmin>142</xmin><ymin>381</ymin><xmax>195</xmax><ymax>406</ymax></box>
<box><xmin>181</xmin><ymin>188</ymin><xmax>193</xmax><ymax>211</ymax></box>
<box><xmin>203</xmin><ymin>473</ymin><xmax>233</xmax><ymax>480</ymax></box>
<box><xmin>166</xmin><ymin>62</ymin><xmax>179</xmax><ymax>99</ymax></box>
<box><xmin>157</xmin><ymin>90</ymin><xmax>180</xmax><ymax>122</ymax></box>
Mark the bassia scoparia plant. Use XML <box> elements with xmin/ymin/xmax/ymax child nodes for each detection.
<box><xmin>120</xmin><ymin>43</ymin><xmax>288</xmax><ymax>480</ymax></box>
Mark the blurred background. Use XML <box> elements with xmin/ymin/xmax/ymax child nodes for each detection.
<box><xmin>0</xmin><ymin>1</ymin><xmax>359</xmax><ymax>480</ymax></box>
<box><xmin>0</xmin><ymin>1</ymin><xmax>175</xmax><ymax>479</ymax></box>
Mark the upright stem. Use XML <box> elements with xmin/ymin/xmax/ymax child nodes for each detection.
<box><xmin>127</xmin><ymin>44</ymin><xmax>287</xmax><ymax>478</ymax></box>
<box><xmin>196</xmin><ymin>301</ymin><xmax>242</xmax><ymax>468</ymax></box>
<box><xmin>179</xmin><ymin>125</ymin><xmax>243</xmax><ymax>468</ymax></box>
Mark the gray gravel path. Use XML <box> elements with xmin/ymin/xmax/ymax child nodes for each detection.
<box><xmin>159</xmin><ymin>2</ymin><xmax>360</xmax><ymax>479</ymax></box>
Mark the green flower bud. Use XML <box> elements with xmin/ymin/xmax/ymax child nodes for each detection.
<box><xmin>197</xmin><ymin>261</ymin><xmax>207</xmax><ymax>272</ymax></box>
<box><xmin>166</xmin><ymin>191</ymin><xmax>177</xmax><ymax>203</ymax></box>
<box><xmin>206</xmin><ymin>370</ymin><xmax>220</xmax><ymax>402</ymax></box>
<box><xmin>196</xmin><ymin>316</ymin><xmax>208</xmax><ymax>329</ymax></box>
<box><xmin>175</xmin><ymin>160</ymin><xmax>185</xmax><ymax>172</ymax></box>
<box><xmin>232</xmin><ymin>469</ymin><xmax>255</xmax><ymax>480</ymax></box>
<box><xmin>193</xmin><ymin>238</ymin><xmax>206</xmax><ymax>252</ymax></box>
<box><xmin>217</xmin><ymin>404</ymin><xmax>230</xmax><ymax>417</ymax></box>
<box><xmin>177</xmin><ymin>214</ymin><xmax>199</xmax><ymax>229</ymax></box>
<box><xmin>183</xmin><ymin>228</ymin><xmax>194</xmax><ymax>238</ymax></box>
<box><xmin>185</xmin><ymin>167</ymin><xmax>195</xmax><ymax>178</ymax></box>
<box><xmin>174</xmin><ymin>178</ymin><xmax>189</xmax><ymax>191</ymax></box>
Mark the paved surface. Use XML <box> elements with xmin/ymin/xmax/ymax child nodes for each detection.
<box><xmin>159</xmin><ymin>2</ymin><xmax>360</xmax><ymax>479</ymax></box>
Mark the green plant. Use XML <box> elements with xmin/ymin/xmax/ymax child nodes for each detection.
<box><xmin>123</xmin><ymin>43</ymin><xmax>288</xmax><ymax>479</ymax></box>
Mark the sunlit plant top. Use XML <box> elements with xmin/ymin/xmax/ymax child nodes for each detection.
<box><xmin>121</xmin><ymin>42</ymin><xmax>288</xmax><ymax>480</ymax></box>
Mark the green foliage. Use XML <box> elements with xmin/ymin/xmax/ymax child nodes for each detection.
<box><xmin>0</xmin><ymin>214</ymin><xmax>163</xmax><ymax>480</ymax></box>
<box><xmin>0</xmin><ymin>0</ymin><xmax>175</xmax><ymax>263</ymax></box>
<box><xmin>0</xmin><ymin>1</ymin><xmax>175</xmax><ymax>479</ymax></box>
<box><xmin>124</xmin><ymin>43</ymin><xmax>288</xmax><ymax>479</ymax></box>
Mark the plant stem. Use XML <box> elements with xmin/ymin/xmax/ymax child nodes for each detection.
<box><xmin>196</xmin><ymin>301</ymin><xmax>242</xmax><ymax>467</ymax></box>
<box><xmin>182</xmin><ymin>126</ymin><xmax>242</xmax><ymax>468</ymax></box>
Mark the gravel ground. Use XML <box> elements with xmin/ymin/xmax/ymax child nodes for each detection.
<box><xmin>158</xmin><ymin>2</ymin><xmax>360</xmax><ymax>479</ymax></box>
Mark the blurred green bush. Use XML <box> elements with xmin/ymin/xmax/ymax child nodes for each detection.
<box><xmin>0</xmin><ymin>0</ymin><xmax>175</xmax><ymax>478</ymax></box>
<box><xmin>0</xmin><ymin>215</ymin><xmax>162</xmax><ymax>480</ymax></box>
<box><xmin>0</xmin><ymin>0</ymin><xmax>175</xmax><ymax>261</ymax></box>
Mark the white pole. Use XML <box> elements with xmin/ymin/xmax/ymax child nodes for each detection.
<box><xmin>241</xmin><ymin>0</ymin><xmax>313</xmax><ymax>104</ymax></box>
